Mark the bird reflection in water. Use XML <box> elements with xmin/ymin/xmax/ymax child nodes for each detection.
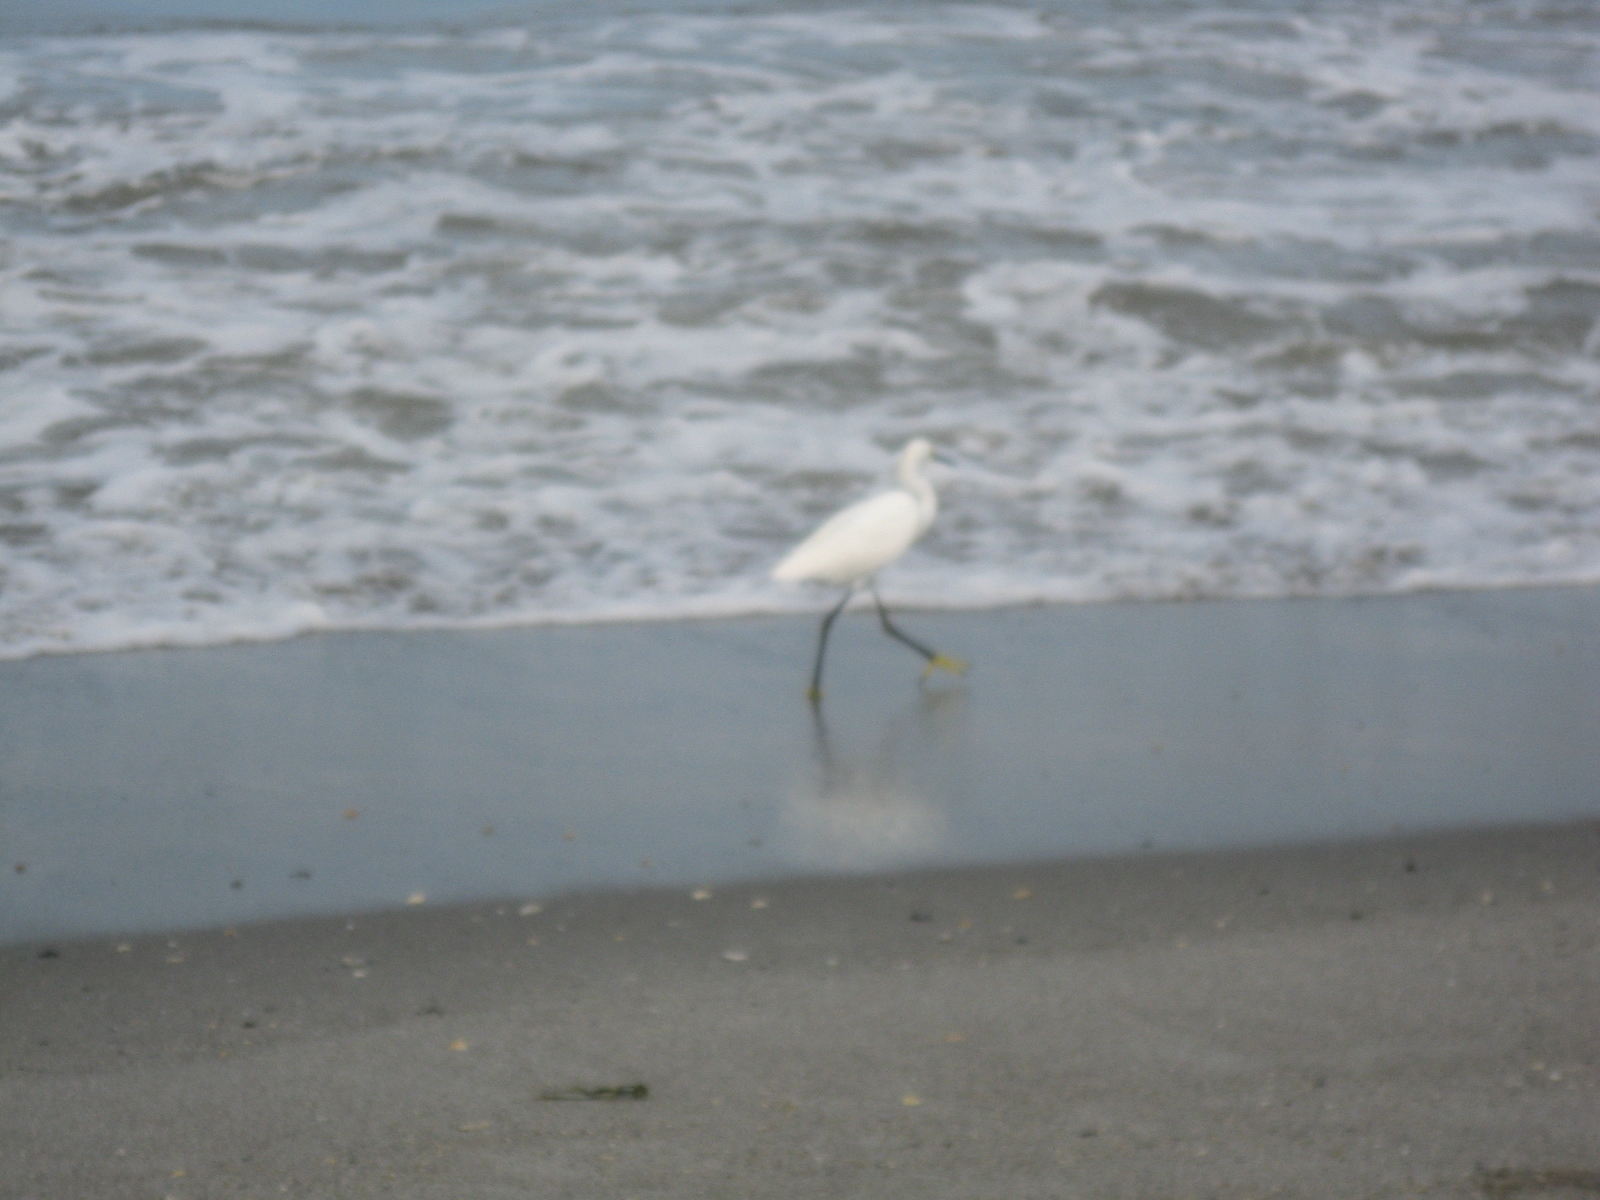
<box><xmin>777</xmin><ymin>689</ymin><xmax>967</xmax><ymax>873</ymax></box>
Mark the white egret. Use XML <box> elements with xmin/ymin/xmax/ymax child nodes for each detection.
<box><xmin>772</xmin><ymin>438</ymin><xmax>967</xmax><ymax>700</ymax></box>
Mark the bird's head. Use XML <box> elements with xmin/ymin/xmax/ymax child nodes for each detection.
<box><xmin>899</xmin><ymin>438</ymin><xmax>955</xmax><ymax>476</ymax></box>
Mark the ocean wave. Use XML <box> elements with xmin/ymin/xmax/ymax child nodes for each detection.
<box><xmin>2</xmin><ymin>0</ymin><xmax>1599</xmax><ymax>659</ymax></box>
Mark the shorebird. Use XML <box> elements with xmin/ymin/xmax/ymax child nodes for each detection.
<box><xmin>772</xmin><ymin>438</ymin><xmax>967</xmax><ymax>700</ymax></box>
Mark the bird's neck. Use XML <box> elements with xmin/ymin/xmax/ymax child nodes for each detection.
<box><xmin>898</xmin><ymin>461</ymin><xmax>937</xmax><ymax>532</ymax></box>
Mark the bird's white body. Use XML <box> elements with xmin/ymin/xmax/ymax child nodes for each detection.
<box><xmin>771</xmin><ymin>439</ymin><xmax>938</xmax><ymax>586</ymax></box>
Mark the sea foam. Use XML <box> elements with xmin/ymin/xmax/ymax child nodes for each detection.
<box><xmin>1</xmin><ymin>0</ymin><xmax>1598</xmax><ymax>659</ymax></box>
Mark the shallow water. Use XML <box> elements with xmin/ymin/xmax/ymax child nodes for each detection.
<box><xmin>2</xmin><ymin>0</ymin><xmax>1599</xmax><ymax>659</ymax></box>
<box><xmin>3</xmin><ymin>586</ymin><xmax>1595</xmax><ymax>944</ymax></box>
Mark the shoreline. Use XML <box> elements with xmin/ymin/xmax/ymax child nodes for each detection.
<box><xmin>7</xmin><ymin>576</ymin><xmax>1600</xmax><ymax>667</ymax></box>
<box><xmin>3</xmin><ymin>819</ymin><xmax>1596</xmax><ymax>1197</ymax></box>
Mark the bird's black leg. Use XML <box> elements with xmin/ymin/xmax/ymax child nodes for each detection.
<box><xmin>808</xmin><ymin>586</ymin><xmax>854</xmax><ymax>702</ymax></box>
<box><xmin>871</xmin><ymin>583</ymin><xmax>968</xmax><ymax>680</ymax></box>
<box><xmin>869</xmin><ymin>582</ymin><xmax>938</xmax><ymax>661</ymax></box>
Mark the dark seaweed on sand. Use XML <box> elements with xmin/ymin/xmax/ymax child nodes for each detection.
<box><xmin>539</xmin><ymin>1084</ymin><xmax>649</xmax><ymax>1102</ymax></box>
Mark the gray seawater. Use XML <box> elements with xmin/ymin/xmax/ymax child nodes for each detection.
<box><xmin>2</xmin><ymin>0</ymin><xmax>1599</xmax><ymax>658</ymax></box>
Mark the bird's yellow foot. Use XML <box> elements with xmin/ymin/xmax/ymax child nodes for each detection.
<box><xmin>806</xmin><ymin>686</ymin><xmax>824</xmax><ymax>703</ymax></box>
<box><xmin>921</xmin><ymin>654</ymin><xmax>968</xmax><ymax>680</ymax></box>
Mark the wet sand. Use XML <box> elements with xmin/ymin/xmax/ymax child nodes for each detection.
<box><xmin>3</xmin><ymin>820</ymin><xmax>1598</xmax><ymax>1199</ymax></box>
<box><xmin>5</xmin><ymin>587</ymin><xmax>1599</xmax><ymax>944</ymax></box>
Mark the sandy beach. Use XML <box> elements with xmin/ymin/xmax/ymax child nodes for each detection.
<box><xmin>3</xmin><ymin>820</ymin><xmax>1598</xmax><ymax>1199</ymax></box>
<box><xmin>3</xmin><ymin>592</ymin><xmax>1597</xmax><ymax>1196</ymax></box>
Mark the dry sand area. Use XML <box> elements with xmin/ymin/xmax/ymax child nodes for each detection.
<box><xmin>3</xmin><ymin>820</ymin><xmax>1597</xmax><ymax>1199</ymax></box>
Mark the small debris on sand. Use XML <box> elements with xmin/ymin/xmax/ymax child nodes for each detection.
<box><xmin>448</xmin><ymin>1039</ymin><xmax>469</xmax><ymax>1052</ymax></box>
<box><xmin>750</xmin><ymin>897</ymin><xmax>768</xmax><ymax>909</ymax></box>
<box><xmin>406</xmin><ymin>892</ymin><xmax>426</xmax><ymax>906</ymax></box>
<box><xmin>1478</xmin><ymin>1168</ymin><xmax>1600</xmax><ymax>1200</ymax></box>
<box><xmin>901</xmin><ymin>1094</ymin><xmax>922</xmax><ymax>1106</ymax></box>
<box><xmin>1012</xmin><ymin>886</ymin><xmax>1034</xmax><ymax>901</ymax></box>
<box><xmin>691</xmin><ymin>887</ymin><xmax>712</xmax><ymax>901</ymax></box>
<box><xmin>722</xmin><ymin>949</ymin><xmax>748</xmax><ymax>962</ymax></box>
<box><xmin>342</xmin><ymin>808</ymin><xmax>359</xmax><ymax>820</ymax></box>
<box><xmin>519</xmin><ymin>903</ymin><xmax>541</xmax><ymax>916</ymax></box>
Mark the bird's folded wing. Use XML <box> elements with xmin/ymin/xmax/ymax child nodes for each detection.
<box><xmin>771</xmin><ymin>491</ymin><xmax>921</xmax><ymax>584</ymax></box>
